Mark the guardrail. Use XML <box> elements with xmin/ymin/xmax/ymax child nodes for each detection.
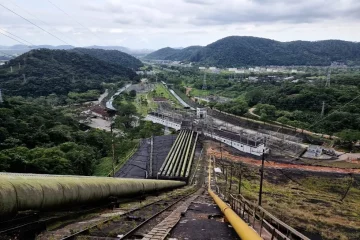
<box><xmin>211</xmin><ymin>154</ymin><xmax>310</xmax><ymax>240</ymax></box>
<box><xmin>228</xmin><ymin>194</ymin><xmax>310</xmax><ymax>240</ymax></box>
<box><xmin>107</xmin><ymin>141</ymin><xmax>139</xmax><ymax>177</ymax></box>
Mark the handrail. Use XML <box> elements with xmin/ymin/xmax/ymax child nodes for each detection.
<box><xmin>207</xmin><ymin>159</ymin><xmax>262</xmax><ymax>240</ymax></box>
<box><xmin>107</xmin><ymin>142</ymin><xmax>139</xmax><ymax>177</ymax></box>
<box><xmin>228</xmin><ymin>194</ymin><xmax>310</xmax><ymax>240</ymax></box>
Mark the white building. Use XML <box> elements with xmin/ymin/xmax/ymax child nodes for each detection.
<box><xmin>196</xmin><ymin>108</ymin><xmax>207</xmax><ymax>119</ymax></box>
<box><xmin>199</xmin><ymin>67</ymin><xmax>206</xmax><ymax>70</ymax></box>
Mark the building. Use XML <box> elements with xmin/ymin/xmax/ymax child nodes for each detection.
<box><xmin>82</xmin><ymin>105</ymin><xmax>110</xmax><ymax>120</ymax></box>
<box><xmin>199</xmin><ymin>67</ymin><xmax>206</xmax><ymax>70</ymax></box>
<box><xmin>196</xmin><ymin>108</ymin><xmax>207</xmax><ymax>119</ymax></box>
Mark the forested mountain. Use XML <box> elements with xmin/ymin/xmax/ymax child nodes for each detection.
<box><xmin>163</xmin><ymin>46</ymin><xmax>203</xmax><ymax>61</ymax></box>
<box><xmin>145</xmin><ymin>36</ymin><xmax>360</xmax><ymax>66</ymax></box>
<box><xmin>0</xmin><ymin>49</ymin><xmax>137</xmax><ymax>97</ymax></box>
<box><xmin>144</xmin><ymin>47</ymin><xmax>181</xmax><ymax>60</ymax></box>
<box><xmin>144</xmin><ymin>46</ymin><xmax>203</xmax><ymax>61</ymax></box>
<box><xmin>70</xmin><ymin>48</ymin><xmax>143</xmax><ymax>69</ymax></box>
<box><xmin>0</xmin><ymin>98</ymin><xmax>113</xmax><ymax>175</ymax></box>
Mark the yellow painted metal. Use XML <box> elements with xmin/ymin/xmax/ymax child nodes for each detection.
<box><xmin>207</xmin><ymin>159</ymin><xmax>262</xmax><ymax>240</ymax></box>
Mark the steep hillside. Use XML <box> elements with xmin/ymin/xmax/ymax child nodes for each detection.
<box><xmin>164</xmin><ymin>46</ymin><xmax>203</xmax><ymax>61</ymax></box>
<box><xmin>0</xmin><ymin>49</ymin><xmax>136</xmax><ymax>97</ymax></box>
<box><xmin>71</xmin><ymin>48</ymin><xmax>143</xmax><ymax>69</ymax></box>
<box><xmin>145</xmin><ymin>36</ymin><xmax>360</xmax><ymax>66</ymax></box>
<box><xmin>144</xmin><ymin>47</ymin><xmax>181</xmax><ymax>60</ymax></box>
<box><xmin>191</xmin><ymin>36</ymin><xmax>360</xmax><ymax>66</ymax></box>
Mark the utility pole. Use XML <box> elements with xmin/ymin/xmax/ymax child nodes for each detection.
<box><xmin>0</xmin><ymin>89</ymin><xmax>3</xmax><ymax>103</ymax></box>
<box><xmin>229</xmin><ymin>164</ymin><xmax>233</xmax><ymax>190</ymax></box>
<box><xmin>149</xmin><ymin>135</ymin><xmax>154</xmax><ymax>177</ymax></box>
<box><xmin>258</xmin><ymin>149</ymin><xmax>265</xmax><ymax>206</ymax></box>
<box><xmin>220</xmin><ymin>141</ymin><xmax>223</xmax><ymax>161</ymax></box>
<box><xmin>110</xmin><ymin>119</ymin><xmax>115</xmax><ymax>177</ymax></box>
<box><xmin>238</xmin><ymin>163</ymin><xmax>242</xmax><ymax>194</ymax></box>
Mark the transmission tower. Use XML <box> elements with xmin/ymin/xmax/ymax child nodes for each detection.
<box><xmin>325</xmin><ymin>67</ymin><xmax>331</xmax><ymax>87</ymax></box>
<box><xmin>202</xmin><ymin>72</ymin><xmax>207</xmax><ymax>90</ymax></box>
<box><xmin>0</xmin><ymin>89</ymin><xmax>3</xmax><ymax>103</ymax></box>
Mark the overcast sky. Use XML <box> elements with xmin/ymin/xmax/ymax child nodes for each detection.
<box><xmin>1</xmin><ymin>0</ymin><xmax>360</xmax><ymax>49</ymax></box>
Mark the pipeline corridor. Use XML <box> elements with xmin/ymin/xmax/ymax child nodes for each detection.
<box><xmin>158</xmin><ymin>129</ymin><xmax>199</xmax><ymax>178</ymax></box>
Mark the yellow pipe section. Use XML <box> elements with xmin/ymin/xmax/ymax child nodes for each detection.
<box><xmin>208</xmin><ymin>159</ymin><xmax>262</xmax><ymax>240</ymax></box>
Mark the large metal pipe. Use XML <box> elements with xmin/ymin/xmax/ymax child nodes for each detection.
<box><xmin>179</xmin><ymin>131</ymin><xmax>194</xmax><ymax>177</ymax></box>
<box><xmin>170</xmin><ymin>130</ymin><xmax>190</xmax><ymax>176</ymax></box>
<box><xmin>158</xmin><ymin>131</ymin><xmax>184</xmax><ymax>175</ymax></box>
<box><xmin>207</xmin><ymin>162</ymin><xmax>262</xmax><ymax>240</ymax></box>
<box><xmin>208</xmin><ymin>190</ymin><xmax>262</xmax><ymax>240</ymax></box>
<box><xmin>0</xmin><ymin>173</ymin><xmax>186</xmax><ymax>216</ymax></box>
<box><xmin>185</xmin><ymin>132</ymin><xmax>199</xmax><ymax>178</ymax></box>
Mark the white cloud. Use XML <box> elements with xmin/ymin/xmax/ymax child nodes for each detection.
<box><xmin>0</xmin><ymin>0</ymin><xmax>359</xmax><ymax>49</ymax></box>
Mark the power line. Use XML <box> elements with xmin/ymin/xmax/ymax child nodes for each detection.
<box><xmin>0</xmin><ymin>2</ymin><xmax>71</xmax><ymax>45</ymax></box>
<box><xmin>0</xmin><ymin>30</ymin><xmax>30</xmax><ymax>46</ymax></box>
<box><xmin>0</xmin><ymin>27</ymin><xmax>34</xmax><ymax>46</ymax></box>
<box><xmin>7</xmin><ymin>0</ymin><xmax>80</xmax><ymax>46</ymax></box>
<box><xmin>46</xmin><ymin>0</ymin><xmax>100</xmax><ymax>40</ymax></box>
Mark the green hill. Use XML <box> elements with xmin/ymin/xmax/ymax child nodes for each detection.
<box><xmin>144</xmin><ymin>47</ymin><xmax>181</xmax><ymax>60</ymax></box>
<box><xmin>0</xmin><ymin>49</ymin><xmax>136</xmax><ymax>97</ymax></box>
<box><xmin>70</xmin><ymin>48</ymin><xmax>143</xmax><ymax>69</ymax></box>
<box><xmin>164</xmin><ymin>46</ymin><xmax>203</xmax><ymax>61</ymax></box>
<box><xmin>145</xmin><ymin>36</ymin><xmax>360</xmax><ymax>66</ymax></box>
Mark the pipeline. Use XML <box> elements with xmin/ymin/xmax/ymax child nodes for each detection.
<box><xmin>185</xmin><ymin>132</ymin><xmax>199</xmax><ymax>178</ymax></box>
<box><xmin>207</xmin><ymin>163</ymin><xmax>262</xmax><ymax>240</ymax></box>
<box><xmin>0</xmin><ymin>173</ymin><xmax>185</xmax><ymax>216</ymax></box>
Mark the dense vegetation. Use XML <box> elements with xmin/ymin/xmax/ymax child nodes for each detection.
<box><xmin>145</xmin><ymin>36</ymin><xmax>360</xmax><ymax>66</ymax></box>
<box><xmin>0</xmin><ymin>94</ymin><xmax>164</xmax><ymax>175</ymax></box>
<box><xmin>144</xmin><ymin>46</ymin><xmax>203</xmax><ymax>61</ymax></box>
<box><xmin>0</xmin><ymin>98</ymin><xmax>116</xmax><ymax>175</ymax></box>
<box><xmin>71</xmin><ymin>48</ymin><xmax>143</xmax><ymax>70</ymax></box>
<box><xmin>144</xmin><ymin>47</ymin><xmax>181</xmax><ymax>60</ymax></box>
<box><xmin>0</xmin><ymin>49</ymin><xmax>137</xmax><ymax>97</ymax></box>
<box><xmin>112</xmin><ymin>91</ymin><xmax>164</xmax><ymax>138</ymax></box>
<box><xmin>156</xmin><ymin>66</ymin><xmax>360</xmax><ymax>144</ymax></box>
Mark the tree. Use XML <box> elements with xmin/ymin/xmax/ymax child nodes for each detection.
<box><xmin>129</xmin><ymin>89</ymin><xmax>137</xmax><ymax>98</ymax></box>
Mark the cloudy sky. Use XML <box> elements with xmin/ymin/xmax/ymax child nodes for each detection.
<box><xmin>1</xmin><ymin>0</ymin><xmax>360</xmax><ymax>49</ymax></box>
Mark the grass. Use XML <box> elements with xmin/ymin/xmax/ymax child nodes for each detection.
<box><xmin>298</xmin><ymin>159</ymin><xmax>360</xmax><ymax>169</ymax></box>
<box><xmin>153</xmin><ymin>84</ymin><xmax>182</xmax><ymax>108</ymax></box>
<box><xmin>189</xmin><ymin>88</ymin><xmax>212</xmax><ymax>97</ymax></box>
<box><xmin>93</xmin><ymin>141</ymin><xmax>139</xmax><ymax>176</ymax></box>
<box><xmin>93</xmin><ymin>157</ymin><xmax>114</xmax><ymax>176</ymax></box>
<box><xmin>216</xmin><ymin>165</ymin><xmax>360</xmax><ymax>240</ymax></box>
<box><xmin>134</xmin><ymin>93</ymin><xmax>154</xmax><ymax>116</ymax></box>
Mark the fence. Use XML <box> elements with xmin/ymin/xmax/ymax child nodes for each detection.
<box><xmin>227</xmin><ymin>193</ymin><xmax>310</xmax><ymax>240</ymax></box>
<box><xmin>212</xmin><ymin>156</ymin><xmax>309</xmax><ymax>240</ymax></box>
